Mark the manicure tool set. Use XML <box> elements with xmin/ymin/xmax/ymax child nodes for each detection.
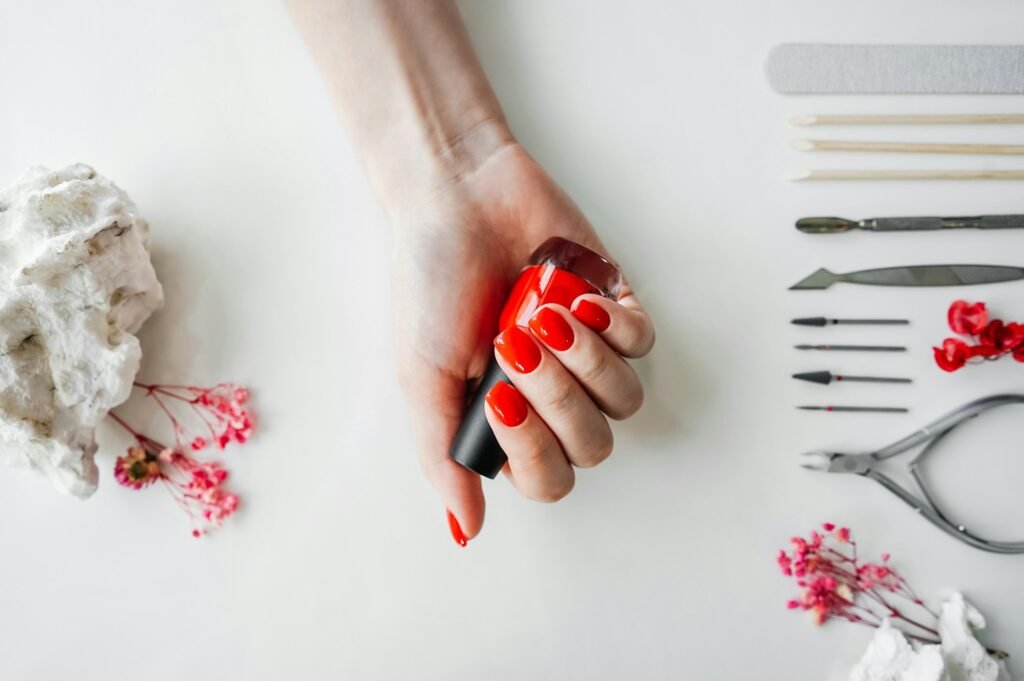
<box><xmin>774</xmin><ymin>43</ymin><xmax>1024</xmax><ymax>550</ymax></box>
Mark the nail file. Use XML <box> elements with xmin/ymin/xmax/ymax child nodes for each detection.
<box><xmin>766</xmin><ymin>44</ymin><xmax>1024</xmax><ymax>94</ymax></box>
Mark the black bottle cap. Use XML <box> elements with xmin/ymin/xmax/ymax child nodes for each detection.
<box><xmin>449</xmin><ymin>359</ymin><xmax>509</xmax><ymax>478</ymax></box>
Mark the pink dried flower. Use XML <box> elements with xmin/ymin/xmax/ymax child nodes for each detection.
<box><xmin>777</xmin><ymin>525</ymin><xmax>938</xmax><ymax>643</ymax></box>
<box><xmin>158</xmin><ymin>449</ymin><xmax>240</xmax><ymax>536</ymax></box>
<box><xmin>108</xmin><ymin>381</ymin><xmax>253</xmax><ymax>537</ymax></box>
<box><xmin>114</xmin><ymin>446</ymin><xmax>161</xmax><ymax>489</ymax></box>
<box><xmin>133</xmin><ymin>382</ymin><xmax>254</xmax><ymax>452</ymax></box>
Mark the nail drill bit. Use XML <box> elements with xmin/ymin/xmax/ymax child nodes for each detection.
<box><xmin>793</xmin><ymin>371</ymin><xmax>912</xmax><ymax>385</ymax></box>
<box><xmin>792</xmin><ymin>316</ymin><xmax>909</xmax><ymax>327</ymax></box>
<box><xmin>798</xmin><ymin>405</ymin><xmax>909</xmax><ymax>414</ymax></box>
<box><xmin>794</xmin><ymin>344</ymin><xmax>906</xmax><ymax>352</ymax></box>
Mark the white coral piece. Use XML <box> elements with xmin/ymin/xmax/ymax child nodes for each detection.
<box><xmin>0</xmin><ymin>164</ymin><xmax>163</xmax><ymax>496</ymax></box>
<box><xmin>848</xmin><ymin>594</ymin><xmax>1011</xmax><ymax>681</ymax></box>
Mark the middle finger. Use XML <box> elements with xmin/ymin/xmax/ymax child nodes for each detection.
<box><xmin>493</xmin><ymin>325</ymin><xmax>614</xmax><ymax>469</ymax></box>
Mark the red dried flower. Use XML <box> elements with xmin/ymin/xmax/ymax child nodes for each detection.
<box><xmin>979</xmin><ymin>320</ymin><xmax>1024</xmax><ymax>353</ymax></box>
<box><xmin>948</xmin><ymin>300</ymin><xmax>988</xmax><ymax>335</ymax></box>
<box><xmin>935</xmin><ymin>301</ymin><xmax>1024</xmax><ymax>371</ymax></box>
<box><xmin>934</xmin><ymin>338</ymin><xmax>971</xmax><ymax>372</ymax></box>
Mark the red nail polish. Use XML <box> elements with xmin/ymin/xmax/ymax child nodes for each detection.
<box><xmin>485</xmin><ymin>381</ymin><xmax>528</xmax><ymax>427</ymax></box>
<box><xmin>529</xmin><ymin>307</ymin><xmax>575</xmax><ymax>351</ymax></box>
<box><xmin>572</xmin><ymin>298</ymin><xmax>611</xmax><ymax>332</ymax></box>
<box><xmin>494</xmin><ymin>325</ymin><xmax>542</xmax><ymax>373</ymax></box>
<box><xmin>451</xmin><ymin>238</ymin><xmax>623</xmax><ymax>478</ymax></box>
<box><xmin>447</xmin><ymin>509</ymin><xmax>468</xmax><ymax>547</ymax></box>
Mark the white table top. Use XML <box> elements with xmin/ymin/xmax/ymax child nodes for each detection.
<box><xmin>2</xmin><ymin>1</ymin><xmax>1024</xmax><ymax>678</ymax></box>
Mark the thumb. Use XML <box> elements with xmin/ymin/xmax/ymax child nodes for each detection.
<box><xmin>402</xmin><ymin>363</ymin><xmax>486</xmax><ymax>544</ymax></box>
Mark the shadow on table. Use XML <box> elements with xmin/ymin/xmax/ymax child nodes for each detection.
<box><xmin>134</xmin><ymin>231</ymin><xmax>222</xmax><ymax>383</ymax></box>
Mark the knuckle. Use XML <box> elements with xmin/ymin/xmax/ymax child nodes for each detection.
<box><xmin>519</xmin><ymin>443</ymin><xmax>550</xmax><ymax>473</ymax></box>
<box><xmin>543</xmin><ymin>380</ymin><xmax>578</xmax><ymax>416</ymax></box>
<box><xmin>620</xmin><ymin>323</ymin><xmax>646</xmax><ymax>357</ymax></box>
<box><xmin>576</xmin><ymin>346</ymin><xmax>614</xmax><ymax>386</ymax></box>
<box><xmin>620</xmin><ymin>318</ymin><xmax>655</xmax><ymax>358</ymax></box>
<box><xmin>607</xmin><ymin>384</ymin><xmax>644</xmax><ymax>421</ymax></box>
<box><xmin>574</xmin><ymin>428</ymin><xmax>614</xmax><ymax>468</ymax></box>
<box><xmin>533</xmin><ymin>474</ymin><xmax>575</xmax><ymax>503</ymax></box>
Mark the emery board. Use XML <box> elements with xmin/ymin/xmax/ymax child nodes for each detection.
<box><xmin>766</xmin><ymin>44</ymin><xmax>1024</xmax><ymax>94</ymax></box>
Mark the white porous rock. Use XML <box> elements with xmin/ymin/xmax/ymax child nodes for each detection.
<box><xmin>0</xmin><ymin>164</ymin><xmax>163</xmax><ymax>497</ymax></box>
<box><xmin>848</xmin><ymin>594</ymin><xmax>1011</xmax><ymax>681</ymax></box>
<box><xmin>848</xmin><ymin>620</ymin><xmax>945</xmax><ymax>681</ymax></box>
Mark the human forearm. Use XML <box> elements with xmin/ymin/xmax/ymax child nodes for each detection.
<box><xmin>285</xmin><ymin>0</ymin><xmax>513</xmax><ymax>211</ymax></box>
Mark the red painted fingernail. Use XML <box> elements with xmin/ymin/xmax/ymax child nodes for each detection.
<box><xmin>447</xmin><ymin>509</ymin><xmax>468</xmax><ymax>547</ymax></box>
<box><xmin>485</xmin><ymin>381</ymin><xmax>528</xmax><ymax>427</ymax></box>
<box><xmin>572</xmin><ymin>299</ymin><xmax>610</xmax><ymax>332</ymax></box>
<box><xmin>494</xmin><ymin>325</ymin><xmax>542</xmax><ymax>373</ymax></box>
<box><xmin>529</xmin><ymin>307</ymin><xmax>575</xmax><ymax>351</ymax></box>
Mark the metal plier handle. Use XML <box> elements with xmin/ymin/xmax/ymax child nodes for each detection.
<box><xmin>802</xmin><ymin>394</ymin><xmax>1024</xmax><ymax>554</ymax></box>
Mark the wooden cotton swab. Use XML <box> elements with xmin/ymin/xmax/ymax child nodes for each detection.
<box><xmin>788</xmin><ymin>169</ymin><xmax>1024</xmax><ymax>181</ymax></box>
<box><xmin>792</xmin><ymin>139</ymin><xmax>1024</xmax><ymax>155</ymax></box>
<box><xmin>791</xmin><ymin>114</ymin><xmax>1024</xmax><ymax>126</ymax></box>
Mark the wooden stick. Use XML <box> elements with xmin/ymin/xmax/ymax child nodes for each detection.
<box><xmin>788</xmin><ymin>169</ymin><xmax>1024</xmax><ymax>181</ymax></box>
<box><xmin>792</xmin><ymin>139</ymin><xmax>1024</xmax><ymax>155</ymax></box>
<box><xmin>791</xmin><ymin>114</ymin><xmax>1024</xmax><ymax>126</ymax></box>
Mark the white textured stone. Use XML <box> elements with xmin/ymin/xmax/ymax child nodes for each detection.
<box><xmin>0</xmin><ymin>164</ymin><xmax>162</xmax><ymax>497</ymax></box>
<box><xmin>848</xmin><ymin>594</ymin><xmax>1011</xmax><ymax>681</ymax></box>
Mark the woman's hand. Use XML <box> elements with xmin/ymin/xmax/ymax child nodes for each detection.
<box><xmin>391</xmin><ymin>140</ymin><xmax>654</xmax><ymax>542</ymax></box>
<box><xmin>287</xmin><ymin>0</ymin><xmax>653</xmax><ymax>542</ymax></box>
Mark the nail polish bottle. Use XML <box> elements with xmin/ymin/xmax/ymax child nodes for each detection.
<box><xmin>449</xmin><ymin>237</ymin><xmax>622</xmax><ymax>478</ymax></box>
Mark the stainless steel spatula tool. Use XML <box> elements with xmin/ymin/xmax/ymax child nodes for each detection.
<box><xmin>790</xmin><ymin>265</ymin><xmax>1024</xmax><ymax>290</ymax></box>
<box><xmin>797</xmin><ymin>215</ymin><xmax>1024</xmax><ymax>234</ymax></box>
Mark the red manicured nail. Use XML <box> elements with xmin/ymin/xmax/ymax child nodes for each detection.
<box><xmin>529</xmin><ymin>307</ymin><xmax>575</xmax><ymax>351</ymax></box>
<box><xmin>572</xmin><ymin>299</ymin><xmax>610</xmax><ymax>332</ymax></box>
<box><xmin>485</xmin><ymin>381</ymin><xmax>528</xmax><ymax>427</ymax></box>
<box><xmin>447</xmin><ymin>509</ymin><xmax>468</xmax><ymax>547</ymax></box>
<box><xmin>494</xmin><ymin>325</ymin><xmax>542</xmax><ymax>373</ymax></box>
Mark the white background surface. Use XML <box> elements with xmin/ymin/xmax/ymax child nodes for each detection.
<box><xmin>2</xmin><ymin>1</ymin><xmax>1024</xmax><ymax>679</ymax></box>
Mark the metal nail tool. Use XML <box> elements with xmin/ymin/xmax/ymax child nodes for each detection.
<box><xmin>799</xmin><ymin>405</ymin><xmax>908</xmax><ymax>413</ymax></box>
<box><xmin>793</xmin><ymin>371</ymin><xmax>912</xmax><ymax>385</ymax></box>
<box><xmin>801</xmin><ymin>394</ymin><xmax>1024</xmax><ymax>553</ymax></box>
<box><xmin>790</xmin><ymin>264</ymin><xmax>1024</xmax><ymax>290</ymax></box>
<box><xmin>795</xmin><ymin>344</ymin><xmax>906</xmax><ymax>352</ymax></box>
<box><xmin>792</xmin><ymin>316</ymin><xmax>909</xmax><ymax>326</ymax></box>
<box><xmin>797</xmin><ymin>215</ymin><xmax>1024</xmax><ymax>234</ymax></box>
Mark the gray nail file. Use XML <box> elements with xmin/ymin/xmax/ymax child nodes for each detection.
<box><xmin>766</xmin><ymin>44</ymin><xmax>1024</xmax><ymax>94</ymax></box>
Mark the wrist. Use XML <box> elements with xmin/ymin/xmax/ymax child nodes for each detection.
<box><xmin>369</xmin><ymin>114</ymin><xmax>515</xmax><ymax>216</ymax></box>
